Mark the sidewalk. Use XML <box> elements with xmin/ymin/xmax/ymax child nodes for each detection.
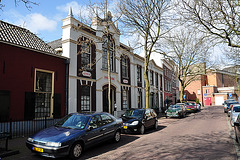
<box><xmin>0</xmin><ymin>107</ymin><xmax>208</xmax><ymax>159</ymax></box>
<box><xmin>0</xmin><ymin>137</ymin><xmax>28</xmax><ymax>160</ymax></box>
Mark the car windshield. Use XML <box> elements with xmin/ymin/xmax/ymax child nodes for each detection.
<box><xmin>54</xmin><ymin>114</ymin><xmax>91</xmax><ymax>130</ymax></box>
<box><xmin>169</xmin><ymin>105</ymin><xmax>181</xmax><ymax>109</ymax></box>
<box><xmin>228</xmin><ymin>102</ymin><xmax>239</xmax><ymax>106</ymax></box>
<box><xmin>233</xmin><ymin>107</ymin><xmax>240</xmax><ymax>112</ymax></box>
<box><xmin>186</xmin><ymin>102</ymin><xmax>195</xmax><ymax>106</ymax></box>
<box><xmin>122</xmin><ymin>109</ymin><xmax>144</xmax><ymax>118</ymax></box>
<box><xmin>225</xmin><ymin>99</ymin><xmax>234</xmax><ymax>103</ymax></box>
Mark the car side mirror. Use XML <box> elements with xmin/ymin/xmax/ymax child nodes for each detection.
<box><xmin>87</xmin><ymin>126</ymin><xmax>93</xmax><ymax>131</ymax></box>
<box><xmin>234</xmin><ymin>122</ymin><xmax>240</xmax><ymax>126</ymax></box>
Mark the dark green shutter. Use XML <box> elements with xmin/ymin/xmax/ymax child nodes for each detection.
<box><xmin>53</xmin><ymin>93</ymin><xmax>61</xmax><ymax>118</ymax></box>
<box><xmin>24</xmin><ymin>92</ymin><xmax>35</xmax><ymax>120</ymax></box>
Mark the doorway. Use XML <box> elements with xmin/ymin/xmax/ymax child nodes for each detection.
<box><xmin>102</xmin><ymin>85</ymin><xmax>116</xmax><ymax>114</ymax></box>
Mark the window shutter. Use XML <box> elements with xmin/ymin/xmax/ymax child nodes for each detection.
<box><xmin>53</xmin><ymin>93</ymin><xmax>61</xmax><ymax>118</ymax></box>
<box><xmin>24</xmin><ymin>92</ymin><xmax>35</xmax><ymax>120</ymax></box>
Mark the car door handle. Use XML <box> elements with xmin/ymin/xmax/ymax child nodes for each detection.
<box><xmin>100</xmin><ymin>128</ymin><xmax>106</xmax><ymax>132</ymax></box>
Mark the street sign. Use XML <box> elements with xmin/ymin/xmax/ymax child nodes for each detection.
<box><xmin>183</xmin><ymin>95</ymin><xmax>186</xmax><ymax>99</ymax></box>
<box><xmin>229</xmin><ymin>93</ymin><xmax>232</xmax><ymax>97</ymax></box>
<box><xmin>204</xmin><ymin>93</ymin><xmax>207</xmax><ymax>97</ymax></box>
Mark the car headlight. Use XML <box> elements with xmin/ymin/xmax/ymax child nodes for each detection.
<box><xmin>130</xmin><ymin>121</ymin><xmax>139</xmax><ymax>125</ymax></box>
<box><xmin>27</xmin><ymin>137</ymin><xmax>34</xmax><ymax>142</ymax></box>
<box><xmin>46</xmin><ymin>142</ymin><xmax>61</xmax><ymax>147</ymax></box>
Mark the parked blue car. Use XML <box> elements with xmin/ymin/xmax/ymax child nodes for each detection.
<box><xmin>26</xmin><ymin>112</ymin><xmax>122</xmax><ymax>159</ymax></box>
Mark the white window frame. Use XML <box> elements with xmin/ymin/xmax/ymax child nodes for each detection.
<box><xmin>34</xmin><ymin>69</ymin><xmax>54</xmax><ymax>118</ymax></box>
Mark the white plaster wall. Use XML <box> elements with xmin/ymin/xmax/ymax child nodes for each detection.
<box><xmin>68</xmin><ymin>78</ymin><xmax>77</xmax><ymax>113</ymax></box>
<box><xmin>62</xmin><ymin>14</ymin><xmax>166</xmax><ymax>115</ymax></box>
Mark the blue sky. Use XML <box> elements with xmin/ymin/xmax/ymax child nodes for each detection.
<box><xmin>0</xmin><ymin>0</ymin><xmax>224</xmax><ymax>64</ymax></box>
<box><xmin>0</xmin><ymin>0</ymin><xmax>100</xmax><ymax>42</ymax></box>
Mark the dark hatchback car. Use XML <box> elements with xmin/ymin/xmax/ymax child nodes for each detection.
<box><xmin>185</xmin><ymin>101</ymin><xmax>198</xmax><ymax>113</ymax></box>
<box><xmin>26</xmin><ymin>112</ymin><xmax>122</xmax><ymax>159</ymax></box>
<box><xmin>121</xmin><ymin>108</ymin><xmax>158</xmax><ymax>134</ymax></box>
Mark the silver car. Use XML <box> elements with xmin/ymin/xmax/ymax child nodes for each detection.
<box><xmin>230</xmin><ymin>104</ymin><xmax>240</xmax><ymax>127</ymax></box>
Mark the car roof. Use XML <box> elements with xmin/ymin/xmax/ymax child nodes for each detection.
<box><xmin>228</xmin><ymin>101</ymin><xmax>239</xmax><ymax>104</ymax></box>
<box><xmin>232</xmin><ymin>104</ymin><xmax>240</xmax><ymax>107</ymax></box>
<box><xmin>70</xmin><ymin>112</ymin><xmax>109</xmax><ymax>116</ymax></box>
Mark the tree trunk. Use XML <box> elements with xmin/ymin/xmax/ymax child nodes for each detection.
<box><xmin>144</xmin><ymin>60</ymin><xmax>149</xmax><ymax>108</ymax></box>
<box><xmin>180</xmin><ymin>84</ymin><xmax>185</xmax><ymax>103</ymax></box>
<box><xmin>106</xmin><ymin>27</ymin><xmax>112</xmax><ymax>114</ymax></box>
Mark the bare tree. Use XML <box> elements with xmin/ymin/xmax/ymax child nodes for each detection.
<box><xmin>178</xmin><ymin>0</ymin><xmax>240</xmax><ymax>49</ymax></box>
<box><xmin>118</xmin><ymin>0</ymin><xmax>171</xmax><ymax>108</ymax></box>
<box><xmin>163</xmin><ymin>29</ymin><xmax>211</xmax><ymax>102</ymax></box>
<box><xmin>79</xmin><ymin>0</ymin><xmax>121</xmax><ymax>114</ymax></box>
<box><xmin>0</xmin><ymin>0</ymin><xmax>39</xmax><ymax>11</ymax></box>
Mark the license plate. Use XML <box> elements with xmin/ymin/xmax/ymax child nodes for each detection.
<box><xmin>33</xmin><ymin>147</ymin><xmax>43</xmax><ymax>152</ymax></box>
<box><xmin>123</xmin><ymin>126</ymin><xmax>128</xmax><ymax>129</ymax></box>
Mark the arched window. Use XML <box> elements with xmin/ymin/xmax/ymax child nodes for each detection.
<box><xmin>81</xmin><ymin>42</ymin><xmax>91</xmax><ymax>69</ymax></box>
<box><xmin>77</xmin><ymin>37</ymin><xmax>91</xmax><ymax>69</ymax></box>
<box><xmin>102</xmin><ymin>35</ymin><xmax>115</xmax><ymax>72</ymax></box>
<box><xmin>121</xmin><ymin>55</ymin><xmax>129</xmax><ymax>78</ymax></box>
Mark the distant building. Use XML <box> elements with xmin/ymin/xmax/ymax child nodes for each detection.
<box><xmin>182</xmin><ymin>67</ymin><xmax>240</xmax><ymax>106</ymax></box>
<box><xmin>0</xmin><ymin>20</ymin><xmax>68</xmax><ymax>120</ymax></box>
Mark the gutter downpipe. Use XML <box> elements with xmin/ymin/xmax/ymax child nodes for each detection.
<box><xmin>65</xmin><ymin>59</ymin><xmax>70</xmax><ymax>115</ymax></box>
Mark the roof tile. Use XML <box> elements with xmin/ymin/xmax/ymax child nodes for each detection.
<box><xmin>0</xmin><ymin>20</ymin><xmax>56</xmax><ymax>54</ymax></box>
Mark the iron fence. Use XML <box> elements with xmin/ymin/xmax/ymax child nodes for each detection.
<box><xmin>0</xmin><ymin>117</ymin><xmax>62</xmax><ymax>138</ymax></box>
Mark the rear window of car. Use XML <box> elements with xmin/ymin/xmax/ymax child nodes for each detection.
<box><xmin>228</xmin><ymin>101</ymin><xmax>239</xmax><ymax>106</ymax></box>
<box><xmin>186</xmin><ymin>103</ymin><xmax>195</xmax><ymax>105</ymax></box>
<box><xmin>233</xmin><ymin>107</ymin><xmax>240</xmax><ymax>112</ymax></box>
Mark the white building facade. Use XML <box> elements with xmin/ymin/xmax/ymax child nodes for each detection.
<box><xmin>61</xmin><ymin>10</ymin><xmax>164</xmax><ymax>117</ymax></box>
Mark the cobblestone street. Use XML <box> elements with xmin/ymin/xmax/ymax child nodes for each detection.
<box><xmin>3</xmin><ymin>106</ymin><xmax>238</xmax><ymax>160</ymax></box>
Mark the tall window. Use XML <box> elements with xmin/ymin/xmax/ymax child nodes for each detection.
<box><xmin>137</xmin><ymin>90</ymin><xmax>142</xmax><ymax>108</ymax></box>
<box><xmin>155</xmin><ymin>73</ymin><xmax>158</xmax><ymax>89</ymax></box>
<box><xmin>122</xmin><ymin>90</ymin><xmax>128</xmax><ymax>110</ymax></box>
<box><xmin>80</xmin><ymin>42</ymin><xmax>91</xmax><ymax>69</ymax></box>
<box><xmin>121</xmin><ymin>55</ymin><xmax>128</xmax><ymax>78</ymax></box>
<box><xmin>150</xmin><ymin>70</ymin><xmax>154</xmax><ymax>85</ymax></box>
<box><xmin>102</xmin><ymin>35</ymin><xmax>115</xmax><ymax>72</ymax></box>
<box><xmin>150</xmin><ymin>92</ymin><xmax>154</xmax><ymax>108</ymax></box>
<box><xmin>35</xmin><ymin>70</ymin><xmax>53</xmax><ymax>118</ymax></box>
<box><xmin>160</xmin><ymin>75</ymin><xmax>163</xmax><ymax>90</ymax></box>
<box><xmin>81</xmin><ymin>86</ymin><xmax>91</xmax><ymax>111</ymax></box>
<box><xmin>205</xmin><ymin>89</ymin><xmax>210</xmax><ymax>94</ymax></box>
<box><xmin>137</xmin><ymin>65</ymin><xmax>142</xmax><ymax>82</ymax></box>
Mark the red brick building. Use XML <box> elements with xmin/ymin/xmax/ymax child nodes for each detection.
<box><xmin>182</xmin><ymin>68</ymin><xmax>240</xmax><ymax>106</ymax></box>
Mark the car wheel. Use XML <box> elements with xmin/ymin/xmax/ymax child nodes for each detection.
<box><xmin>69</xmin><ymin>142</ymin><xmax>83</xmax><ymax>159</ymax></box>
<box><xmin>183</xmin><ymin>113</ymin><xmax>186</xmax><ymax>118</ymax></box>
<box><xmin>113</xmin><ymin>130</ymin><xmax>121</xmax><ymax>142</ymax></box>
<box><xmin>235</xmin><ymin>128</ymin><xmax>239</xmax><ymax>143</ymax></box>
<box><xmin>139</xmin><ymin>125</ymin><xmax>145</xmax><ymax>134</ymax></box>
<box><xmin>236</xmin><ymin>134</ymin><xmax>239</xmax><ymax>143</ymax></box>
<box><xmin>231</xmin><ymin>120</ymin><xmax>234</xmax><ymax>127</ymax></box>
<box><xmin>154</xmin><ymin>121</ymin><xmax>158</xmax><ymax>130</ymax></box>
